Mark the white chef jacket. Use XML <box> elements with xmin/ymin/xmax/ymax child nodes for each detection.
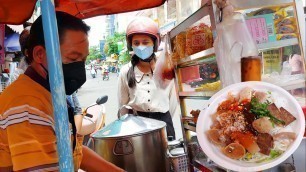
<box><xmin>118</xmin><ymin>62</ymin><xmax>179</xmax><ymax>117</ymax></box>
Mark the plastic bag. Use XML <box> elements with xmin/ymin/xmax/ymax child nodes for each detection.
<box><xmin>214</xmin><ymin>8</ymin><xmax>258</xmax><ymax>87</ymax></box>
<box><xmin>153</xmin><ymin>36</ymin><xmax>175</xmax><ymax>88</ymax></box>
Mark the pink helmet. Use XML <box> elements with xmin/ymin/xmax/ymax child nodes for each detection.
<box><xmin>126</xmin><ymin>17</ymin><xmax>160</xmax><ymax>52</ymax></box>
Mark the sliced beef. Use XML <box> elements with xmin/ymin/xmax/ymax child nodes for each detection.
<box><xmin>279</xmin><ymin>107</ymin><xmax>296</xmax><ymax>125</ymax></box>
<box><xmin>267</xmin><ymin>103</ymin><xmax>282</xmax><ymax>119</ymax></box>
<box><xmin>256</xmin><ymin>133</ymin><xmax>274</xmax><ymax>155</ymax></box>
<box><xmin>267</xmin><ymin>103</ymin><xmax>296</xmax><ymax>126</ymax></box>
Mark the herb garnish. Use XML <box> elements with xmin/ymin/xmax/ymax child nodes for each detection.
<box><xmin>250</xmin><ymin>97</ymin><xmax>285</xmax><ymax>125</ymax></box>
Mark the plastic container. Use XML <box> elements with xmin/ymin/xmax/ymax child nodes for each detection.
<box><xmin>168</xmin><ymin>136</ymin><xmax>181</xmax><ymax>151</ymax></box>
<box><xmin>169</xmin><ymin>148</ymin><xmax>188</xmax><ymax>172</ymax></box>
<box><xmin>241</xmin><ymin>56</ymin><xmax>262</xmax><ymax>81</ymax></box>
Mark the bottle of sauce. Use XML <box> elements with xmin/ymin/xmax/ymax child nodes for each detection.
<box><xmin>241</xmin><ymin>56</ymin><xmax>262</xmax><ymax>81</ymax></box>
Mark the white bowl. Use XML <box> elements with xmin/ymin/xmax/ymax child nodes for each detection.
<box><xmin>196</xmin><ymin>81</ymin><xmax>305</xmax><ymax>172</ymax></box>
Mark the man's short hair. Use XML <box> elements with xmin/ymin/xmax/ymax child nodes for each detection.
<box><xmin>27</xmin><ymin>11</ymin><xmax>90</xmax><ymax>64</ymax></box>
<box><xmin>19</xmin><ymin>27</ymin><xmax>31</xmax><ymax>64</ymax></box>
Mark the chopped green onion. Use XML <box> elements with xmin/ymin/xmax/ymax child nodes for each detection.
<box><xmin>250</xmin><ymin>97</ymin><xmax>285</xmax><ymax>125</ymax></box>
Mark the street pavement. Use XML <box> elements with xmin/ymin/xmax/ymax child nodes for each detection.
<box><xmin>78</xmin><ymin>69</ymin><xmax>183</xmax><ymax>139</ymax></box>
<box><xmin>78</xmin><ymin>70</ymin><xmax>119</xmax><ymax>125</ymax></box>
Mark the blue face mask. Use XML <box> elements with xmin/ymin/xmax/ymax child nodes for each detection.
<box><xmin>132</xmin><ymin>45</ymin><xmax>154</xmax><ymax>60</ymax></box>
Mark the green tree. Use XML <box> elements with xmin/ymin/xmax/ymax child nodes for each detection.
<box><xmin>86</xmin><ymin>46</ymin><xmax>102</xmax><ymax>64</ymax></box>
<box><xmin>105</xmin><ymin>32</ymin><xmax>126</xmax><ymax>56</ymax></box>
<box><xmin>119</xmin><ymin>50</ymin><xmax>131</xmax><ymax>64</ymax></box>
<box><xmin>103</xmin><ymin>44</ymin><xmax>109</xmax><ymax>55</ymax></box>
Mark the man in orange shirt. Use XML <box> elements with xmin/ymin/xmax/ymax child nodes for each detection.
<box><xmin>0</xmin><ymin>11</ymin><xmax>123</xmax><ymax>172</ymax></box>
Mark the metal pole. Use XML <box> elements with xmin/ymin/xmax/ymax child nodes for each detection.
<box><xmin>40</xmin><ymin>0</ymin><xmax>74</xmax><ymax>171</ymax></box>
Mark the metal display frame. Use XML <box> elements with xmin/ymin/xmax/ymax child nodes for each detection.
<box><xmin>168</xmin><ymin>0</ymin><xmax>306</xmax><ymax>171</ymax></box>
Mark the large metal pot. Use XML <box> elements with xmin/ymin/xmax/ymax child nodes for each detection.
<box><xmin>91</xmin><ymin>106</ymin><xmax>169</xmax><ymax>172</ymax></box>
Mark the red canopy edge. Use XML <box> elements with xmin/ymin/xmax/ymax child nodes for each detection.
<box><xmin>0</xmin><ymin>0</ymin><xmax>166</xmax><ymax>25</ymax></box>
<box><xmin>0</xmin><ymin>0</ymin><xmax>37</xmax><ymax>25</ymax></box>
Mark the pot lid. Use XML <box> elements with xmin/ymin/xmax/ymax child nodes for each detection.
<box><xmin>92</xmin><ymin>114</ymin><xmax>166</xmax><ymax>138</ymax></box>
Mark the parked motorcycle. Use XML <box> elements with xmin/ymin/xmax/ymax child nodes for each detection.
<box><xmin>91</xmin><ymin>68</ymin><xmax>97</xmax><ymax>78</ymax></box>
<box><xmin>102</xmin><ymin>70</ymin><xmax>109</xmax><ymax>81</ymax></box>
<box><xmin>78</xmin><ymin>95</ymin><xmax>108</xmax><ymax>144</ymax></box>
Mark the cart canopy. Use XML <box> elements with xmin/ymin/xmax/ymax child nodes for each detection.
<box><xmin>0</xmin><ymin>0</ymin><xmax>166</xmax><ymax>24</ymax></box>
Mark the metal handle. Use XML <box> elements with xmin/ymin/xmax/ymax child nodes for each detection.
<box><xmin>117</xmin><ymin>105</ymin><xmax>137</xmax><ymax>119</ymax></box>
<box><xmin>113</xmin><ymin>139</ymin><xmax>134</xmax><ymax>156</ymax></box>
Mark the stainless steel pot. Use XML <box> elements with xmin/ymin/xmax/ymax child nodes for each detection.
<box><xmin>91</xmin><ymin>106</ymin><xmax>169</xmax><ymax>172</ymax></box>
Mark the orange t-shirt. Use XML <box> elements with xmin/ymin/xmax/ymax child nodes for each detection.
<box><xmin>0</xmin><ymin>74</ymin><xmax>82</xmax><ymax>171</ymax></box>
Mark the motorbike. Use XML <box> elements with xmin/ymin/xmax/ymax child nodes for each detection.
<box><xmin>102</xmin><ymin>70</ymin><xmax>109</xmax><ymax>81</ymax></box>
<box><xmin>90</xmin><ymin>68</ymin><xmax>97</xmax><ymax>78</ymax></box>
<box><xmin>78</xmin><ymin>95</ymin><xmax>108</xmax><ymax>144</ymax></box>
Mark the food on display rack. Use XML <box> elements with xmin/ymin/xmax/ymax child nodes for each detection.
<box><xmin>245</xmin><ymin>6</ymin><xmax>298</xmax><ymax>43</ymax></box>
<box><xmin>276</xmin><ymin>25</ymin><xmax>296</xmax><ymax>34</ymax></box>
<box><xmin>274</xmin><ymin>7</ymin><xmax>297</xmax><ymax>39</ymax></box>
<box><xmin>179</xmin><ymin>63</ymin><xmax>220</xmax><ymax>92</ymax></box>
<box><xmin>171</xmin><ymin>22</ymin><xmax>213</xmax><ymax>62</ymax></box>
<box><xmin>275</xmin><ymin>16</ymin><xmax>296</xmax><ymax>27</ymax></box>
<box><xmin>185</xmin><ymin>23</ymin><xmax>213</xmax><ymax>56</ymax></box>
<box><xmin>276</xmin><ymin>33</ymin><xmax>298</xmax><ymax>40</ymax></box>
<box><xmin>195</xmin><ymin>80</ymin><xmax>221</xmax><ymax>92</ymax></box>
<box><xmin>181</xmin><ymin>62</ymin><xmax>220</xmax><ymax>91</ymax></box>
<box><xmin>175</xmin><ymin>32</ymin><xmax>186</xmax><ymax>59</ymax></box>
<box><xmin>246</xmin><ymin>7</ymin><xmax>281</xmax><ymax>17</ymax></box>
<box><xmin>194</xmin><ymin>62</ymin><xmax>220</xmax><ymax>91</ymax></box>
<box><xmin>185</xmin><ymin>78</ymin><xmax>203</xmax><ymax>85</ymax></box>
<box><xmin>206</xmin><ymin>87</ymin><xmax>297</xmax><ymax>162</ymax></box>
<box><xmin>199</xmin><ymin>63</ymin><xmax>218</xmax><ymax>80</ymax></box>
<box><xmin>171</xmin><ymin>39</ymin><xmax>180</xmax><ymax>62</ymax></box>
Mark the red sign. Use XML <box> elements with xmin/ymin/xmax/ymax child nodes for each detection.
<box><xmin>0</xmin><ymin>24</ymin><xmax>4</xmax><ymax>64</ymax></box>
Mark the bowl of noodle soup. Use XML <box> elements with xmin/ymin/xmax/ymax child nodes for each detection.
<box><xmin>196</xmin><ymin>81</ymin><xmax>305</xmax><ymax>171</ymax></box>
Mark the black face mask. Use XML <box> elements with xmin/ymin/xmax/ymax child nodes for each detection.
<box><xmin>62</xmin><ymin>61</ymin><xmax>86</xmax><ymax>95</ymax></box>
<box><xmin>41</xmin><ymin>61</ymin><xmax>86</xmax><ymax>95</ymax></box>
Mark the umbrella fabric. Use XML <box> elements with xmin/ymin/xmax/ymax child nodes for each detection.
<box><xmin>4</xmin><ymin>33</ymin><xmax>21</xmax><ymax>52</ymax></box>
<box><xmin>0</xmin><ymin>0</ymin><xmax>37</xmax><ymax>25</ymax></box>
<box><xmin>0</xmin><ymin>0</ymin><xmax>166</xmax><ymax>25</ymax></box>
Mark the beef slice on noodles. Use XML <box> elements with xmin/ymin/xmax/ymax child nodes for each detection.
<box><xmin>279</xmin><ymin>107</ymin><xmax>296</xmax><ymax>125</ymax></box>
<box><xmin>257</xmin><ymin>133</ymin><xmax>274</xmax><ymax>155</ymax></box>
<box><xmin>267</xmin><ymin>103</ymin><xmax>296</xmax><ymax>126</ymax></box>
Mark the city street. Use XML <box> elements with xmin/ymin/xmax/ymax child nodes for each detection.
<box><xmin>78</xmin><ymin>70</ymin><xmax>119</xmax><ymax>125</ymax></box>
<box><xmin>77</xmin><ymin>69</ymin><xmax>183</xmax><ymax>139</ymax></box>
